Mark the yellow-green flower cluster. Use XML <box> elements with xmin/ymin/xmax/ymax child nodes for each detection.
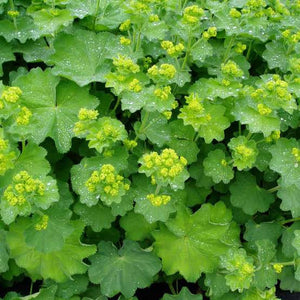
<box><xmin>178</xmin><ymin>94</ymin><xmax>212</xmax><ymax>131</ymax></box>
<box><xmin>273</xmin><ymin>263</ymin><xmax>283</xmax><ymax>274</ymax></box>
<box><xmin>235</xmin><ymin>144</ymin><xmax>254</xmax><ymax>159</ymax></box>
<box><xmin>35</xmin><ymin>214</ymin><xmax>49</xmax><ymax>231</ymax></box>
<box><xmin>120</xmin><ymin>36</ymin><xmax>131</xmax><ymax>45</ymax></box>
<box><xmin>78</xmin><ymin>108</ymin><xmax>99</xmax><ymax>121</ymax></box>
<box><xmin>139</xmin><ymin>148</ymin><xmax>187</xmax><ymax>185</ymax></box>
<box><xmin>129</xmin><ymin>79</ymin><xmax>142</xmax><ymax>92</ymax></box>
<box><xmin>265</xmin><ymin>130</ymin><xmax>280</xmax><ymax>142</ymax></box>
<box><xmin>74</xmin><ymin>108</ymin><xmax>99</xmax><ymax>136</ymax></box>
<box><xmin>149</xmin><ymin>14</ymin><xmax>159</xmax><ymax>22</ymax></box>
<box><xmin>251</xmin><ymin>75</ymin><xmax>293</xmax><ymax>112</ymax></box>
<box><xmin>230</xmin><ymin>8</ymin><xmax>242</xmax><ymax>18</ymax></box>
<box><xmin>234</xmin><ymin>42</ymin><xmax>247</xmax><ymax>54</ymax></box>
<box><xmin>0</xmin><ymin>152</ymin><xmax>16</xmax><ymax>175</ymax></box>
<box><xmin>183</xmin><ymin>5</ymin><xmax>204</xmax><ymax>24</ymax></box>
<box><xmin>1</xmin><ymin>86</ymin><xmax>22</xmax><ymax>103</ymax></box>
<box><xmin>16</xmin><ymin>106</ymin><xmax>32</xmax><ymax>125</ymax></box>
<box><xmin>146</xmin><ymin>194</ymin><xmax>171</xmax><ymax>207</ymax></box>
<box><xmin>290</xmin><ymin>58</ymin><xmax>300</xmax><ymax>74</ymax></box>
<box><xmin>246</xmin><ymin>0</ymin><xmax>266</xmax><ymax>9</ymax></box>
<box><xmin>119</xmin><ymin>19</ymin><xmax>131</xmax><ymax>31</ymax></box>
<box><xmin>148</xmin><ymin>64</ymin><xmax>176</xmax><ymax>79</ymax></box>
<box><xmin>292</xmin><ymin>147</ymin><xmax>300</xmax><ymax>162</ymax></box>
<box><xmin>130</xmin><ymin>0</ymin><xmax>150</xmax><ymax>12</ymax></box>
<box><xmin>281</xmin><ymin>30</ymin><xmax>300</xmax><ymax>44</ymax></box>
<box><xmin>257</xmin><ymin>103</ymin><xmax>272</xmax><ymax>116</ymax></box>
<box><xmin>154</xmin><ymin>86</ymin><xmax>172</xmax><ymax>100</ymax></box>
<box><xmin>85</xmin><ymin>164</ymin><xmax>130</xmax><ymax>203</ymax></box>
<box><xmin>221</xmin><ymin>60</ymin><xmax>244</xmax><ymax>78</ymax></box>
<box><xmin>123</xmin><ymin>139</ymin><xmax>138</xmax><ymax>150</ymax></box>
<box><xmin>7</xmin><ymin>10</ymin><xmax>19</xmax><ymax>17</ymax></box>
<box><xmin>161</xmin><ymin>41</ymin><xmax>185</xmax><ymax>57</ymax></box>
<box><xmin>4</xmin><ymin>171</ymin><xmax>45</xmax><ymax>207</ymax></box>
<box><xmin>202</xmin><ymin>27</ymin><xmax>217</xmax><ymax>40</ymax></box>
<box><xmin>113</xmin><ymin>55</ymin><xmax>140</xmax><ymax>74</ymax></box>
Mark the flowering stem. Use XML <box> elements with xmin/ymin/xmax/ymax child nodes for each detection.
<box><xmin>181</xmin><ymin>33</ymin><xmax>192</xmax><ymax>70</ymax></box>
<box><xmin>155</xmin><ymin>184</ymin><xmax>161</xmax><ymax>195</ymax></box>
<box><xmin>270</xmin><ymin>261</ymin><xmax>294</xmax><ymax>266</ymax></box>
<box><xmin>267</xmin><ymin>185</ymin><xmax>280</xmax><ymax>193</ymax></box>
<box><xmin>280</xmin><ymin>217</ymin><xmax>300</xmax><ymax>225</ymax></box>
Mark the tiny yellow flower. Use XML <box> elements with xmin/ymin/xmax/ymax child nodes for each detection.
<box><xmin>273</xmin><ymin>263</ymin><xmax>283</xmax><ymax>273</ymax></box>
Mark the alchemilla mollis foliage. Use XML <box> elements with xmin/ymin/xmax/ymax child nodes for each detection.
<box><xmin>0</xmin><ymin>0</ymin><xmax>299</xmax><ymax>299</ymax></box>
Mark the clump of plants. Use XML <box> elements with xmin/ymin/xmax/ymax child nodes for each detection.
<box><xmin>0</xmin><ymin>0</ymin><xmax>299</xmax><ymax>299</ymax></box>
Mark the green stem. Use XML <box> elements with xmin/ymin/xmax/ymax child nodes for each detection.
<box><xmin>280</xmin><ymin>217</ymin><xmax>300</xmax><ymax>225</ymax></box>
<box><xmin>93</xmin><ymin>0</ymin><xmax>100</xmax><ymax>30</ymax></box>
<box><xmin>271</xmin><ymin>261</ymin><xmax>294</xmax><ymax>267</ymax></box>
<box><xmin>134</xmin><ymin>111</ymin><xmax>150</xmax><ymax>141</ymax></box>
<box><xmin>21</xmin><ymin>140</ymin><xmax>25</xmax><ymax>152</ymax></box>
<box><xmin>267</xmin><ymin>185</ymin><xmax>280</xmax><ymax>193</ymax></box>
<box><xmin>135</xmin><ymin>30</ymin><xmax>142</xmax><ymax>52</ymax></box>
<box><xmin>246</xmin><ymin>132</ymin><xmax>253</xmax><ymax>140</ymax></box>
<box><xmin>168</xmin><ymin>282</ymin><xmax>176</xmax><ymax>295</ymax></box>
<box><xmin>29</xmin><ymin>280</ymin><xmax>33</xmax><ymax>295</ymax></box>
<box><xmin>112</xmin><ymin>97</ymin><xmax>121</xmax><ymax>113</ymax></box>
<box><xmin>223</xmin><ymin>35</ymin><xmax>235</xmax><ymax>62</ymax></box>
<box><xmin>246</xmin><ymin>41</ymin><xmax>252</xmax><ymax>61</ymax></box>
<box><xmin>181</xmin><ymin>34</ymin><xmax>192</xmax><ymax>70</ymax></box>
<box><xmin>155</xmin><ymin>184</ymin><xmax>161</xmax><ymax>195</ymax></box>
<box><xmin>9</xmin><ymin>0</ymin><xmax>18</xmax><ymax>30</ymax></box>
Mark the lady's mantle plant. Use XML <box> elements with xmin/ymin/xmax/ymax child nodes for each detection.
<box><xmin>0</xmin><ymin>0</ymin><xmax>299</xmax><ymax>299</ymax></box>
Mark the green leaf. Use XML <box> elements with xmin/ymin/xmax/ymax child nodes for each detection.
<box><xmin>0</xmin><ymin>17</ymin><xmax>41</xmax><ymax>43</ymax></box>
<box><xmin>229</xmin><ymin>172</ymin><xmax>275</xmax><ymax>215</ymax></box>
<box><xmin>50</xmin><ymin>29</ymin><xmax>120</xmax><ymax>86</ymax></box>
<box><xmin>279</xmin><ymin>266</ymin><xmax>300</xmax><ymax>292</ymax></box>
<box><xmin>292</xmin><ymin>230</ymin><xmax>300</xmax><ymax>256</ymax></box>
<box><xmin>244</xmin><ymin>220</ymin><xmax>282</xmax><ymax>245</ymax></box>
<box><xmin>74</xmin><ymin>202</ymin><xmax>115</xmax><ymax>232</ymax></box>
<box><xmin>7</xmin><ymin>219</ymin><xmax>96</xmax><ymax>282</ymax></box>
<box><xmin>88</xmin><ymin>240</ymin><xmax>161</xmax><ymax>298</ymax></box>
<box><xmin>153</xmin><ymin>202</ymin><xmax>240</xmax><ymax>282</ymax></box>
<box><xmin>0</xmin><ymin>37</ymin><xmax>15</xmax><ymax>76</ymax></box>
<box><xmin>189</xmin><ymin>78</ymin><xmax>241</xmax><ymax>99</ymax></box>
<box><xmin>278</xmin><ymin>184</ymin><xmax>300</xmax><ymax>218</ymax></box>
<box><xmin>121</xmin><ymin>85</ymin><xmax>175</xmax><ymax>113</ymax></box>
<box><xmin>13</xmin><ymin>68</ymin><xmax>99</xmax><ymax>152</ymax></box>
<box><xmin>23</xmin><ymin>205</ymin><xmax>73</xmax><ymax>253</ymax></box>
<box><xmin>281</xmin><ymin>222</ymin><xmax>300</xmax><ymax>259</ymax></box>
<box><xmin>138</xmin><ymin>111</ymin><xmax>171</xmax><ymax>147</ymax></box>
<box><xmin>55</xmin><ymin>275</ymin><xmax>89</xmax><ymax>299</ymax></box>
<box><xmin>191</xmin><ymin>39</ymin><xmax>213</xmax><ymax>63</ymax></box>
<box><xmin>203</xmin><ymin>149</ymin><xmax>234</xmax><ymax>184</ymax></box>
<box><xmin>262</xmin><ymin>41</ymin><xmax>290</xmax><ymax>72</ymax></box>
<box><xmin>0</xmin><ymin>230</ymin><xmax>9</xmax><ymax>272</ymax></box>
<box><xmin>205</xmin><ymin>273</ymin><xmax>230</xmax><ymax>299</ymax></box>
<box><xmin>161</xmin><ymin>287</ymin><xmax>203</xmax><ymax>300</ymax></box>
<box><xmin>143</xmin><ymin>20</ymin><xmax>168</xmax><ymax>41</ymax></box>
<box><xmin>120</xmin><ymin>211</ymin><xmax>156</xmax><ymax>241</ymax></box>
<box><xmin>232</xmin><ymin>100</ymin><xmax>280</xmax><ymax>137</ymax></box>
<box><xmin>269</xmin><ymin>138</ymin><xmax>300</xmax><ymax>188</ymax></box>
<box><xmin>30</xmin><ymin>8</ymin><xmax>73</xmax><ymax>34</ymax></box>
<box><xmin>250</xmin><ymin>240</ymin><xmax>277</xmax><ymax>290</ymax></box>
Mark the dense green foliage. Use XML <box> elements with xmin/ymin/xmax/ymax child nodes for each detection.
<box><xmin>0</xmin><ymin>0</ymin><xmax>300</xmax><ymax>299</ymax></box>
